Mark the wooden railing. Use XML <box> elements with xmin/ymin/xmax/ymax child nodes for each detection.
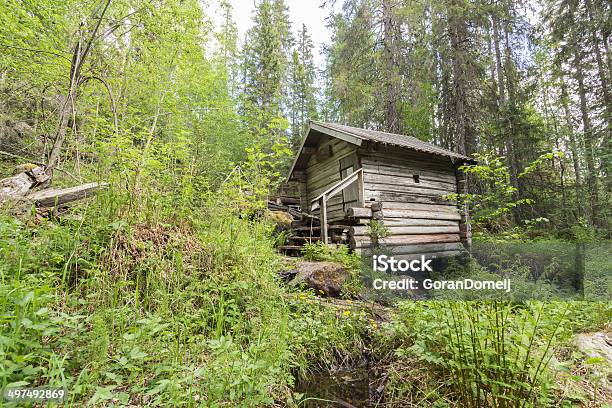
<box><xmin>310</xmin><ymin>168</ymin><xmax>363</xmax><ymax>244</ymax></box>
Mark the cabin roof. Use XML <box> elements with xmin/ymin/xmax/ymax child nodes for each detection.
<box><xmin>288</xmin><ymin>121</ymin><xmax>475</xmax><ymax>181</ymax></box>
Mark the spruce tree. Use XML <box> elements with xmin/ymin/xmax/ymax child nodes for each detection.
<box><xmin>241</xmin><ymin>0</ymin><xmax>293</xmax><ymax>146</ymax></box>
<box><xmin>288</xmin><ymin>24</ymin><xmax>318</xmax><ymax>152</ymax></box>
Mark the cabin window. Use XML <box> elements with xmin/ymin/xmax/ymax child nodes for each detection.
<box><xmin>340</xmin><ymin>165</ymin><xmax>354</xmax><ymax>181</ymax></box>
<box><xmin>413</xmin><ymin>174</ymin><xmax>420</xmax><ymax>183</ymax></box>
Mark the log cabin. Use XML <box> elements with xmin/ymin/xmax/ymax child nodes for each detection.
<box><xmin>286</xmin><ymin>121</ymin><xmax>476</xmax><ymax>260</ymax></box>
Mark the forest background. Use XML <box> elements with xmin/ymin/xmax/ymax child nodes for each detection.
<box><xmin>0</xmin><ymin>0</ymin><xmax>610</xmax><ymax>406</ymax></box>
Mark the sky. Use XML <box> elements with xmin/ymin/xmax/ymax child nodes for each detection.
<box><xmin>225</xmin><ymin>0</ymin><xmax>334</xmax><ymax>68</ymax></box>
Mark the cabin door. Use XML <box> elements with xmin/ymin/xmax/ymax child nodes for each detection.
<box><xmin>339</xmin><ymin>155</ymin><xmax>359</xmax><ymax>212</ymax></box>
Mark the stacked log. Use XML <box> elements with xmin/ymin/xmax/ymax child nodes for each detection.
<box><xmin>344</xmin><ymin>147</ymin><xmax>467</xmax><ymax>258</ymax></box>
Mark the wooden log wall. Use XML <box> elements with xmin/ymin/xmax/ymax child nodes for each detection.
<box><xmin>305</xmin><ymin>136</ymin><xmax>359</xmax><ymax>222</ymax></box>
<box><xmin>350</xmin><ymin>145</ymin><xmax>465</xmax><ymax>258</ymax></box>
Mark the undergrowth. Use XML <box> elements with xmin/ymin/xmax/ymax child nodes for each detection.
<box><xmin>0</xmin><ymin>189</ymin><xmax>366</xmax><ymax>407</ymax></box>
<box><xmin>1</xmin><ymin>188</ymin><xmax>609</xmax><ymax>407</ymax></box>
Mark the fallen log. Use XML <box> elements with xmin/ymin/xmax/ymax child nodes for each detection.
<box><xmin>0</xmin><ymin>166</ymin><xmax>51</xmax><ymax>202</ymax></box>
<box><xmin>24</xmin><ymin>182</ymin><xmax>106</xmax><ymax>207</ymax></box>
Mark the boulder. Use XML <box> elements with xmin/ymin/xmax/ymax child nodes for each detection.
<box><xmin>13</xmin><ymin>163</ymin><xmax>38</xmax><ymax>175</ymax></box>
<box><xmin>265</xmin><ymin>210</ymin><xmax>294</xmax><ymax>233</ymax></box>
<box><xmin>13</xmin><ymin>121</ymin><xmax>33</xmax><ymax>136</ymax></box>
<box><xmin>289</xmin><ymin>261</ymin><xmax>350</xmax><ymax>297</ymax></box>
<box><xmin>575</xmin><ymin>332</ymin><xmax>612</xmax><ymax>362</ymax></box>
<box><xmin>574</xmin><ymin>331</ymin><xmax>611</xmax><ymax>392</ymax></box>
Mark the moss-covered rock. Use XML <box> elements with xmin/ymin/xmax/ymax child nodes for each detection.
<box><xmin>289</xmin><ymin>261</ymin><xmax>350</xmax><ymax>297</ymax></box>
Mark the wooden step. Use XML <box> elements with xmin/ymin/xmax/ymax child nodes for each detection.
<box><xmin>289</xmin><ymin>236</ymin><xmax>321</xmax><ymax>242</ymax></box>
<box><xmin>293</xmin><ymin>225</ymin><xmax>321</xmax><ymax>232</ymax></box>
<box><xmin>292</xmin><ymin>224</ymin><xmax>350</xmax><ymax>232</ymax></box>
<box><xmin>278</xmin><ymin>245</ymin><xmax>304</xmax><ymax>253</ymax></box>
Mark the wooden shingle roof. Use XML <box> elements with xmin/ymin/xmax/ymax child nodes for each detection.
<box><xmin>287</xmin><ymin>121</ymin><xmax>475</xmax><ymax>181</ymax></box>
<box><xmin>311</xmin><ymin>121</ymin><xmax>473</xmax><ymax>162</ymax></box>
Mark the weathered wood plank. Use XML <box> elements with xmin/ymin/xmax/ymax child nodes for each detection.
<box><xmin>350</xmin><ymin>225</ymin><xmax>459</xmax><ymax>236</ymax></box>
<box><xmin>306</xmin><ymin>139</ymin><xmax>359</xmax><ymax>213</ymax></box>
<box><xmin>383</xmin><ymin>209</ymin><xmax>461</xmax><ymax>220</ymax></box>
<box><xmin>307</xmin><ymin>141</ymin><xmax>355</xmax><ymax>171</ymax></box>
<box><xmin>361</xmin><ymin>150</ymin><xmax>455</xmax><ymax>166</ymax></box>
<box><xmin>360</xmin><ymin>152</ymin><xmax>454</xmax><ymax>173</ymax></box>
<box><xmin>361</xmin><ymin>161</ymin><xmax>457</xmax><ymax>184</ymax></box>
<box><xmin>307</xmin><ymin>147</ymin><xmax>351</xmax><ymax>175</ymax></box>
<box><xmin>367</xmin><ymin>251</ymin><xmax>464</xmax><ymax>261</ymax></box>
<box><xmin>361</xmin><ymin>145</ymin><xmax>455</xmax><ymax>167</ymax></box>
<box><xmin>363</xmin><ymin>182</ymin><xmax>454</xmax><ymax>196</ymax></box>
<box><xmin>379</xmin><ymin>218</ymin><xmax>458</xmax><ymax>227</ymax></box>
<box><xmin>363</xmin><ymin>173</ymin><xmax>456</xmax><ymax>192</ymax></box>
<box><xmin>347</xmin><ymin>207</ymin><xmax>372</xmax><ymax>218</ymax></box>
<box><xmin>351</xmin><ymin>233</ymin><xmax>460</xmax><ymax>248</ymax></box>
<box><xmin>371</xmin><ymin>202</ymin><xmax>460</xmax><ymax>213</ymax></box>
<box><xmin>25</xmin><ymin>182</ymin><xmax>106</xmax><ymax>207</ymax></box>
<box><xmin>359</xmin><ymin>242</ymin><xmax>464</xmax><ymax>255</ymax></box>
<box><xmin>363</xmin><ymin>191</ymin><xmax>455</xmax><ymax>205</ymax></box>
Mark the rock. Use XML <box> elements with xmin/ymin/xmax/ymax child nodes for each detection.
<box><xmin>574</xmin><ymin>331</ymin><xmax>611</xmax><ymax>392</ymax></box>
<box><xmin>575</xmin><ymin>332</ymin><xmax>612</xmax><ymax>362</ymax></box>
<box><xmin>265</xmin><ymin>210</ymin><xmax>294</xmax><ymax>233</ymax></box>
<box><xmin>289</xmin><ymin>261</ymin><xmax>350</xmax><ymax>297</ymax></box>
<box><xmin>13</xmin><ymin>121</ymin><xmax>33</xmax><ymax>136</ymax></box>
<box><xmin>278</xmin><ymin>267</ymin><xmax>298</xmax><ymax>283</ymax></box>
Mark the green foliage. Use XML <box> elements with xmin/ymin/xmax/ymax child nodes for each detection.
<box><xmin>0</xmin><ymin>173</ymin><xmax>369</xmax><ymax>406</ymax></box>
<box><xmin>242</xmin><ymin>0</ymin><xmax>293</xmax><ymax>144</ymax></box>
<box><xmin>286</xmin><ymin>290</ymin><xmax>369</xmax><ymax>377</ymax></box>
<box><xmin>1</xmin><ymin>0</ymin><xmax>610</xmax><ymax>406</ymax></box>
<box><xmin>302</xmin><ymin>242</ymin><xmax>361</xmax><ymax>271</ymax></box>
<box><xmin>288</xmin><ymin>24</ymin><xmax>319</xmax><ymax>150</ymax></box>
<box><xmin>367</xmin><ymin>219</ymin><xmax>389</xmax><ymax>247</ymax></box>
<box><xmin>446</xmin><ymin>152</ymin><xmax>563</xmax><ymax>232</ymax></box>
<box><xmin>0</xmin><ymin>200</ymin><xmax>280</xmax><ymax>405</ymax></box>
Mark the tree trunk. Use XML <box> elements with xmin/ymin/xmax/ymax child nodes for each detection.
<box><xmin>47</xmin><ymin>41</ymin><xmax>82</xmax><ymax>173</ymax></box>
<box><xmin>574</xmin><ymin>49</ymin><xmax>599</xmax><ymax>224</ymax></box>
<box><xmin>491</xmin><ymin>13</ymin><xmax>505</xmax><ymax>105</ymax></box>
<box><xmin>47</xmin><ymin>0</ymin><xmax>113</xmax><ymax>177</ymax></box>
<box><xmin>543</xmin><ymin>80</ymin><xmax>569</xmax><ymax>223</ymax></box>
<box><xmin>502</xmin><ymin>21</ymin><xmax>523</xmax><ymax>223</ymax></box>
<box><xmin>382</xmin><ymin>0</ymin><xmax>401</xmax><ymax>134</ymax></box>
<box><xmin>447</xmin><ymin>0</ymin><xmax>475</xmax><ymax>155</ymax></box>
<box><xmin>584</xmin><ymin>0</ymin><xmax>611</xmax><ymax>122</ymax></box>
<box><xmin>560</xmin><ymin>75</ymin><xmax>585</xmax><ymax>220</ymax></box>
